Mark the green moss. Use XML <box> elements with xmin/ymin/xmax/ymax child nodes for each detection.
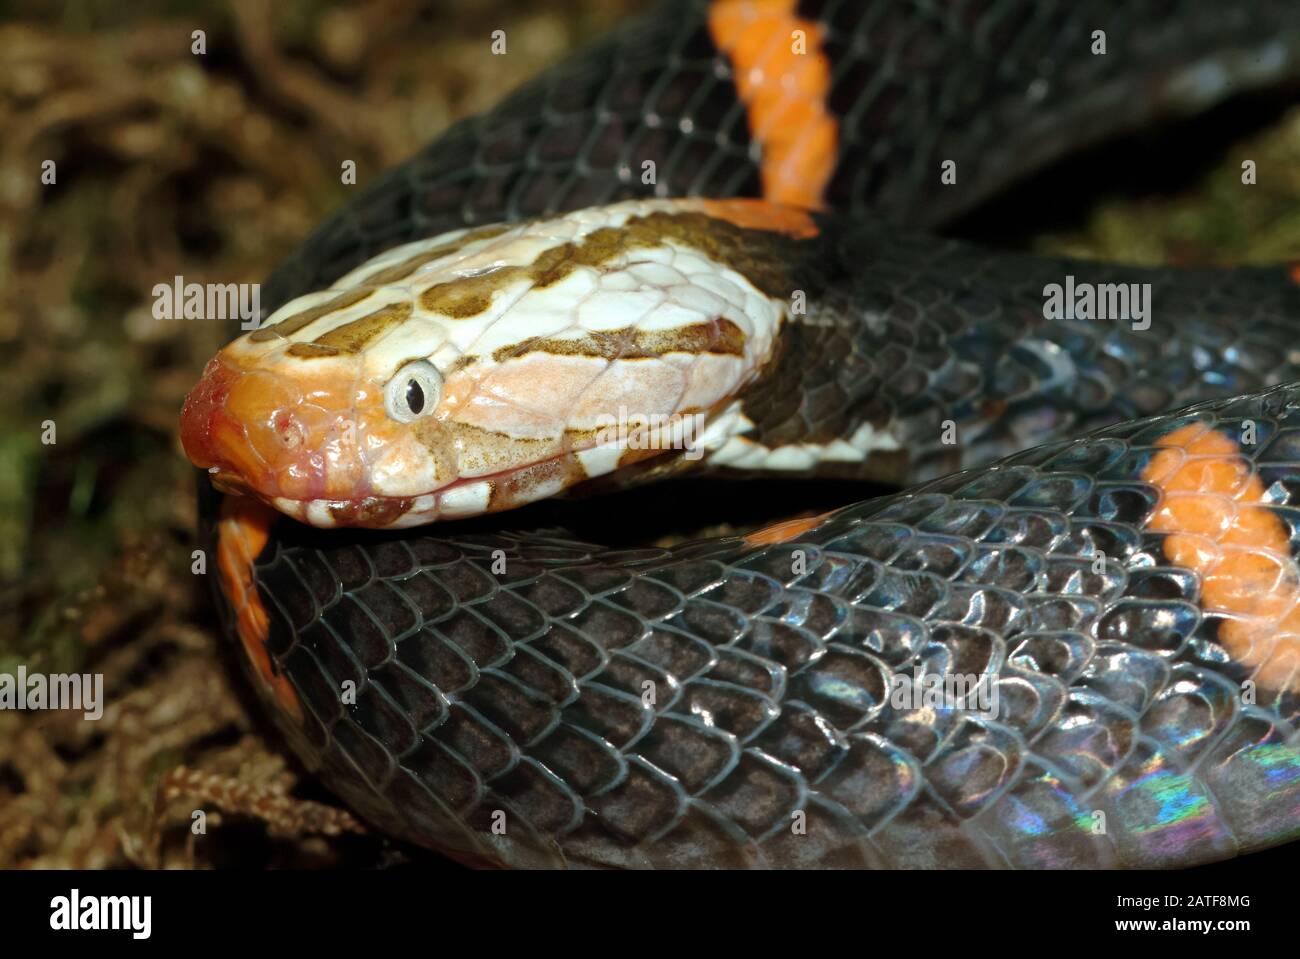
<box><xmin>1036</xmin><ymin>107</ymin><xmax>1300</xmax><ymax>265</ymax></box>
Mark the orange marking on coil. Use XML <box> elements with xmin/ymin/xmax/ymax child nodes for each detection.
<box><xmin>695</xmin><ymin>198</ymin><xmax>819</xmax><ymax>238</ymax></box>
<box><xmin>216</xmin><ymin>496</ymin><xmax>304</xmax><ymax>722</ymax></box>
<box><xmin>1143</xmin><ymin>424</ymin><xmax>1300</xmax><ymax>692</ymax></box>
<box><xmin>707</xmin><ymin>0</ymin><xmax>838</xmax><ymax>210</ymax></box>
<box><xmin>1289</xmin><ymin>262</ymin><xmax>1300</xmax><ymax>285</ymax></box>
<box><xmin>744</xmin><ymin>510</ymin><xmax>834</xmax><ymax>546</ymax></box>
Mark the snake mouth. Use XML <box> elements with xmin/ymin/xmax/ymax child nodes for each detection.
<box><xmin>207</xmin><ymin>468</ymin><xmax>258</xmax><ymax>498</ymax></box>
<box><xmin>210</xmin><ymin>477</ymin><xmax>472</xmax><ymax>529</ymax></box>
<box><xmin>219</xmin><ymin>435</ymin><xmax>680</xmax><ymax>529</ymax></box>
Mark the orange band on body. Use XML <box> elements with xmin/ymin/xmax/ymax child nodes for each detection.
<box><xmin>1143</xmin><ymin>424</ymin><xmax>1300</xmax><ymax>692</ymax></box>
<box><xmin>708</xmin><ymin>0</ymin><xmax>838</xmax><ymax>210</ymax></box>
<box><xmin>744</xmin><ymin>509</ymin><xmax>834</xmax><ymax>546</ymax></box>
<box><xmin>216</xmin><ymin>496</ymin><xmax>304</xmax><ymax>722</ymax></box>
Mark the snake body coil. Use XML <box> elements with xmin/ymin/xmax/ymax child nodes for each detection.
<box><xmin>187</xmin><ymin>0</ymin><xmax>1300</xmax><ymax>868</ymax></box>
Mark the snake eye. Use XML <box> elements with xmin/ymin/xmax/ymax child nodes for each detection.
<box><xmin>384</xmin><ymin>360</ymin><xmax>442</xmax><ymax>423</ymax></box>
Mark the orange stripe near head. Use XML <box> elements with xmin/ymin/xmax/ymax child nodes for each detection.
<box><xmin>696</xmin><ymin>198</ymin><xmax>819</xmax><ymax>238</ymax></box>
<box><xmin>1142</xmin><ymin>424</ymin><xmax>1300</xmax><ymax>693</ymax></box>
<box><xmin>708</xmin><ymin>0</ymin><xmax>838</xmax><ymax>210</ymax></box>
<box><xmin>216</xmin><ymin>496</ymin><xmax>304</xmax><ymax>722</ymax></box>
<box><xmin>1289</xmin><ymin>262</ymin><xmax>1300</xmax><ymax>285</ymax></box>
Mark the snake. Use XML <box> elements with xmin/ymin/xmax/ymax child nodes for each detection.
<box><xmin>178</xmin><ymin>0</ymin><xmax>1300</xmax><ymax>869</ymax></box>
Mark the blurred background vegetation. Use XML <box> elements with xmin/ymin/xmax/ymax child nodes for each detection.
<box><xmin>0</xmin><ymin>0</ymin><xmax>1296</xmax><ymax>867</ymax></box>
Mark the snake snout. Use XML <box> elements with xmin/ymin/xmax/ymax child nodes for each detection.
<box><xmin>180</xmin><ymin>355</ymin><xmax>241</xmax><ymax>472</ymax></box>
<box><xmin>180</xmin><ymin>353</ymin><xmax>373</xmax><ymax>506</ymax></box>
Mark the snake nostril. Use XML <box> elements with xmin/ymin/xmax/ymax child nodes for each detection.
<box><xmin>272</xmin><ymin>409</ymin><xmax>307</xmax><ymax>450</ymax></box>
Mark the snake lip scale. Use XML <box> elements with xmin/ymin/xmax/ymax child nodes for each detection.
<box><xmin>183</xmin><ymin>0</ymin><xmax>1300</xmax><ymax>869</ymax></box>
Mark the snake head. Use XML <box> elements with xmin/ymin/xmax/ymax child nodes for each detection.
<box><xmin>181</xmin><ymin>198</ymin><xmax>814</xmax><ymax>529</ymax></box>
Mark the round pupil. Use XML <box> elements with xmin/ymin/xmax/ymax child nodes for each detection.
<box><xmin>405</xmin><ymin>378</ymin><xmax>425</xmax><ymax>415</ymax></box>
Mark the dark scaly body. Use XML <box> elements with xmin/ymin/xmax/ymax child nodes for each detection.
<box><xmin>720</xmin><ymin>223</ymin><xmax>1300</xmax><ymax>483</ymax></box>
<box><xmin>261</xmin><ymin>0</ymin><xmax>1300</xmax><ymax>317</ymax></box>
<box><xmin>250</xmin><ymin>386</ymin><xmax>1300</xmax><ymax>869</ymax></box>
<box><xmin>202</xmin><ymin>0</ymin><xmax>1300</xmax><ymax>867</ymax></box>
